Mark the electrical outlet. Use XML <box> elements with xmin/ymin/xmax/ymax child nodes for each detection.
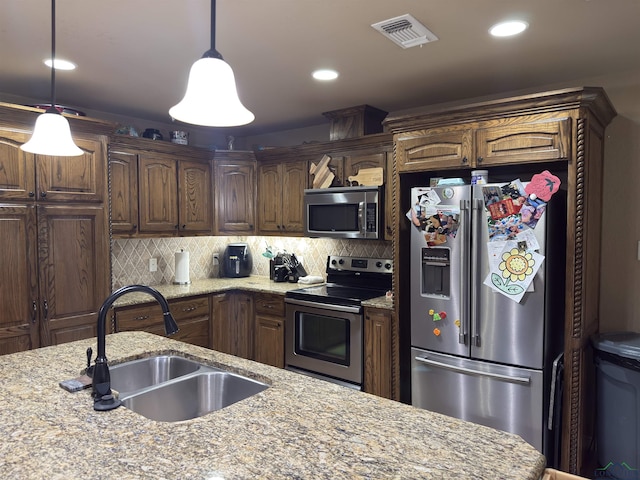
<box><xmin>149</xmin><ymin>257</ymin><xmax>158</xmax><ymax>272</ymax></box>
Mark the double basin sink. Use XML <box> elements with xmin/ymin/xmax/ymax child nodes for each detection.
<box><xmin>109</xmin><ymin>355</ymin><xmax>269</xmax><ymax>422</ymax></box>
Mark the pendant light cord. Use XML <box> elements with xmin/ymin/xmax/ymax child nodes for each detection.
<box><xmin>48</xmin><ymin>0</ymin><xmax>57</xmax><ymax>112</ymax></box>
<box><xmin>203</xmin><ymin>0</ymin><xmax>223</xmax><ymax>60</ymax></box>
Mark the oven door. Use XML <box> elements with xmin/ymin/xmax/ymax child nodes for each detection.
<box><xmin>285</xmin><ymin>298</ymin><xmax>363</xmax><ymax>386</ymax></box>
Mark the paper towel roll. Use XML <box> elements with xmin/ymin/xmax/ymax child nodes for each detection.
<box><xmin>174</xmin><ymin>250</ymin><xmax>190</xmax><ymax>284</ymax></box>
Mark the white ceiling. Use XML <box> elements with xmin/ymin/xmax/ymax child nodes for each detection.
<box><xmin>1</xmin><ymin>0</ymin><xmax>639</xmax><ymax>137</ymax></box>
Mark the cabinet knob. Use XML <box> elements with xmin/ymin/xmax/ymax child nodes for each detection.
<box><xmin>132</xmin><ymin>224</ymin><xmax>137</xmax><ymax>229</ymax></box>
<box><xmin>28</xmin><ymin>191</ymin><xmax>35</xmax><ymax>197</ymax></box>
<box><xmin>462</xmin><ymin>157</ymin><xmax>468</xmax><ymax>164</ymax></box>
<box><xmin>174</xmin><ymin>224</ymin><xmax>179</xmax><ymax>229</ymax></box>
<box><xmin>40</xmin><ymin>191</ymin><xmax>47</xmax><ymax>198</ymax></box>
<box><xmin>477</xmin><ymin>156</ymin><xmax>484</xmax><ymax>164</ymax></box>
<box><xmin>182</xmin><ymin>224</ymin><xmax>186</xmax><ymax>229</ymax></box>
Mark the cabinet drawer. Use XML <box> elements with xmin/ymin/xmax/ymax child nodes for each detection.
<box><xmin>254</xmin><ymin>293</ymin><xmax>285</xmax><ymax>317</ymax></box>
<box><xmin>169</xmin><ymin>296</ymin><xmax>210</xmax><ymax>321</ymax></box>
<box><xmin>116</xmin><ymin>295</ymin><xmax>210</xmax><ymax>330</ymax></box>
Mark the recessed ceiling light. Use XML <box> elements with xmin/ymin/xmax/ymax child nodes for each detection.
<box><xmin>489</xmin><ymin>20</ymin><xmax>528</xmax><ymax>37</ymax></box>
<box><xmin>44</xmin><ymin>58</ymin><xmax>76</xmax><ymax>70</ymax></box>
<box><xmin>312</xmin><ymin>69</ymin><xmax>339</xmax><ymax>81</ymax></box>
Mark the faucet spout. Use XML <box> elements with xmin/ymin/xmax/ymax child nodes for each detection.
<box><xmin>92</xmin><ymin>284</ymin><xmax>179</xmax><ymax>411</ymax></box>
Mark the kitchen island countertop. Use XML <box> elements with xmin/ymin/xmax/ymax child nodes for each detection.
<box><xmin>0</xmin><ymin>332</ymin><xmax>546</xmax><ymax>479</ymax></box>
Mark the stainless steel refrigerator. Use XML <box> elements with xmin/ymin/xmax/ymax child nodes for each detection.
<box><xmin>410</xmin><ymin>183</ymin><xmax>565</xmax><ymax>459</ymax></box>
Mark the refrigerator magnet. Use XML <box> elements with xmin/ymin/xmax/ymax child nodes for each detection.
<box><xmin>483</xmin><ymin>244</ymin><xmax>544</xmax><ymax>303</ymax></box>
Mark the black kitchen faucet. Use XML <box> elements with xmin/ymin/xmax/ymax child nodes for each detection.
<box><xmin>92</xmin><ymin>285</ymin><xmax>179</xmax><ymax>411</ymax></box>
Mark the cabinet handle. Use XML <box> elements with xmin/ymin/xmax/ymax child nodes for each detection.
<box><xmin>133</xmin><ymin>315</ymin><xmax>149</xmax><ymax>321</ymax></box>
<box><xmin>31</xmin><ymin>300</ymin><xmax>37</xmax><ymax>323</ymax></box>
<box><xmin>40</xmin><ymin>191</ymin><xmax>47</xmax><ymax>198</ymax></box>
<box><xmin>132</xmin><ymin>224</ymin><xmax>137</xmax><ymax>229</ymax></box>
<box><xmin>249</xmin><ymin>224</ymin><xmax>254</xmax><ymax>229</ymax></box>
<box><xmin>43</xmin><ymin>300</ymin><xmax>48</xmax><ymax>321</ymax></box>
<box><xmin>174</xmin><ymin>224</ymin><xmax>179</xmax><ymax>229</ymax></box>
<box><xmin>477</xmin><ymin>156</ymin><xmax>484</xmax><ymax>164</ymax></box>
<box><xmin>462</xmin><ymin>157</ymin><xmax>468</xmax><ymax>164</ymax></box>
<box><xmin>181</xmin><ymin>306</ymin><xmax>197</xmax><ymax>312</ymax></box>
<box><xmin>182</xmin><ymin>224</ymin><xmax>186</xmax><ymax>229</ymax></box>
<box><xmin>28</xmin><ymin>191</ymin><xmax>35</xmax><ymax>198</ymax></box>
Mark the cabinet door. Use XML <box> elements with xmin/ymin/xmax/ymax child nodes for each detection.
<box><xmin>396</xmin><ymin>127</ymin><xmax>473</xmax><ymax>172</ymax></box>
<box><xmin>178</xmin><ymin>160</ymin><xmax>213</xmax><ymax>233</ymax></box>
<box><xmin>215</xmin><ymin>163</ymin><xmax>255</xmax><ymax>233</ymax></box>
<box><xmin>0</xmin><ymin>130</ymin><xmax>35</xmax><ymax>201</ymax></box>
<box><xmin>36</xmin><ymin>137</ymin><xmax>106</xmax><ymax>202</ymax></box>
<box><xmin>364</xmin><ymin>307</ymin><xmax>393</xmax><ymax>399</ymax></box>
<box><xmin>138</xmin><ymin>154</ymin><xmax>178</xmax><ymax>232</ymax></box>
<box><xmin>254</xmin><ymin>293</ymin><xmax>285</xmax><ymax>368</ymax></box>
<box><xmin>212</xmin><ymin>292</ymin><xmax>254</xmax><ymax>359</ymax></box>
<box><xmin>109</xmin><ymin>150</ymin><xmax>139</xmax><ymax>234</ymax></box>
<box><xmin>281</xmin><ymin>161</ymin><xmax>307</xmax><ymax>233</ymax></box>
<box><xmin>255</xmin><ymin>315</ymin><xmax>284</xmax><ymax>368</ymax></box>
<box><xmin>343</xmin><ymin>152</ymin><xmax>386</xmax><ymax>181</ymax></box>
<box><xmin>38</xmin><ymin>204</ymin><xmax>109</xmax><ymax>346</ymax></box>
<box><xmin>257</xmin><ymin>163</ymin><xmax>282</xmax><ymax>233</ymax></box>
<box><xmin>475</xmin><ymin>118</ymin><xmax>571</xmax><ymax>166</ymax></box>
<box><xmin>0</xmin><ymin>204</ymin><xmax>39</xmax><ymax>354</ymax></box>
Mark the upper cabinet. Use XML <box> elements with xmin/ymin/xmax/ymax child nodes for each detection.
<box><xmin>0</xmin><ymin>130</ymin><xmax>106</xmax><ymax>202</ymax></box>
<box><xmin>257</xmin><ymin>160</ymin><xmax>307</xmax><ymax>235</ymax></box>
<box><xmin>109</xmin><ymin>138</ymin><xmax>213</xmax><ymax>237</ymax></box>
<box><xmin>213</xmin><ymin>151</ymin><xmax>256</xmax><ymax>235</ymax></box>
<box><xmin>394</xmin><ymin>116</ymin><xmax>572</xmax><ymax>172</ymax></box>
<box><xmin>255</xmin><ymin>133</ymin><xmax>394</xmax><ymax>239</ymax></box>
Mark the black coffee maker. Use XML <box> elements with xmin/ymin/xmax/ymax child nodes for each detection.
<box><xmin>221</xmin><ymin>243</ymin><xmax>252</xmax><ymax>278</ymax></box>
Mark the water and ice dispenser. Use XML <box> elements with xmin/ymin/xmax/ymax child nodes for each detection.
<box><xmin>421</xmin><ymin>248</ymin><xmax>451</xmax><ymax>297</ymax></box>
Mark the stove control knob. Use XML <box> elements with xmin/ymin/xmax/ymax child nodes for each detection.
<box><xmin>376</xmin><ymin>261</ymin><xmax>383</xmax><ymax>268</ymax></box>
<box><xmin>385</xmin><ymin>263</ymin><xmax>392</xmax><ymax>270</ymax></box>
<box><xmin>338</xmin><ymin>259</ymin><xmax>344</xmax><ymax>265</ymax></box>
<box><xmin>331</xmin><ymin>259</ymin><xmax>337</xmax><ymax>265</ymax></box>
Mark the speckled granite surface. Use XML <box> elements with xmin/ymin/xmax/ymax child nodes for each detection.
<box><xmin>0</xmin><ymin>332</ymin><xmax>546</xmax><ymax>479</ymax></box>
<box><xmin>111</xmin><ymin>276</ymin><xmax>393</xmax><ymax>310</ymax></box>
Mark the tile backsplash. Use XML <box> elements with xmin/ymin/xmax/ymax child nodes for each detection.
<box><xmin>111</xmin><ymin>236</ymin><xmax>392</xmax><ymax>289</ymax></box>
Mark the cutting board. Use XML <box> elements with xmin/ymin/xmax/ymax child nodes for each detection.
<box><xmin>348</xmin><ymin>167</ymin><xmax>384</xmax><ymax>186</ymax></box>
<box><xmin>309</xmin><ymin>154</ymin><xmax>335</xmax><ymax>189</ymax></box>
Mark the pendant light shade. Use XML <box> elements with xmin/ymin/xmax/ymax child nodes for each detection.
<box><xmin>169</xmin><ymin>0</ymin><xmax>254</xmax><ymax>127</ymax></box>
<box><xmin>21</xmin><ymin>110</ymin><xmax>83</xmax><ymax>156</ymax></box>
<box><xmin>21</xmin><ymin>0</ymin><xmax>83</xmax><ymax>156</ymax></box>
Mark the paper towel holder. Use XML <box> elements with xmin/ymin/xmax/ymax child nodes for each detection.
<box><xmin>173</xmin><ymin>249</ymin><xmax>191</xmax><ymax>285</ymax></box>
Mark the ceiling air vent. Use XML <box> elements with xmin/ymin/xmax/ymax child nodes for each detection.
<box><xmin>371</xmin><ymin>14</ymin><xmax>438</xmax><ymax>49</ymax></box>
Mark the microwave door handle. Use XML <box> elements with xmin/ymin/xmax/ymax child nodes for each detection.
<box><xmin>358</xmin><ymin>201</ymin><xmax>365</xmax><ymax>236</ymax></box>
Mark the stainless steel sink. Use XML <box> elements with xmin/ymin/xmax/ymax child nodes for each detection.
<box><xmin>121</xmin><ymin>371</ymin><xmax>269</xmax><ymax>422</ymax></box>
<box><xmin>110</xmin><ymin>355</ymin><xmax>202</xmax><ymax>395</ymax></box>
<box><xmin>108</xmin><ymin>355</ymin><xmax>269</xmax><ymax>422</ymax></box>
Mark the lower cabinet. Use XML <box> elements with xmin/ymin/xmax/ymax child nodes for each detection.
<box><xmin>211</xmin><ymin>292</ymin><xmax>254</xmax><ymax>359</ymax></box>
<box><xmin>114</xmin><ymin>295</ymin><xmax>211</xmax><ymax>348</ymax></box>
<box><xmin>363</xmin><ymin>306</ymin><xmax>394</xmax><ymax>399</ymax></box>
<box><xmin>254</xmin><ymin>293</ymin><xmax>285</xmax><ymax>368</ymax></box>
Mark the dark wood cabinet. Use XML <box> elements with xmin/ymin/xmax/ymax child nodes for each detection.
<box><xmin>110</xmin><ymin>138</ymin><xmax>213</xmax><ymax>237</ymax></box>
<box><xmin>0</xmin><ymin>126</ymin><xmax>110</xmax><ymax>355</ymax></box>
<box><xmin>211</xmin><ymin>292</ymin><xmax>254</xmax><ymax>359</ymax></box>
<box><xmin>214</xmin><ymin>152</ymin><xmax>256</xmax><ymax>234</ymax></box>
<box><xmin>109</xmin><ymin>149</ymin><xmax>139</xmax><ymax>233</ymax></box>
<box><xmin>254</xmin><ymin>293</ymin><xmax>285</xmax><ymax>368</ymax></box>
<box><xmin>385</xmin><ymin>87</ymin><xmax>616</xmax><ymax>475</ymax></box>
<box><xmin>114</xmin><ymin>295</ymin><xmax>211</xmax><ymax>348</ymax></box>
<box><xmin>257</xmin><ymin>161</ymin><xmax>307</xmax><ymax>234</ymax></box>
<box><xmin>363</xmin><ymin>307</ymin><xmax>394</xmax><ymax>399</ymax></box>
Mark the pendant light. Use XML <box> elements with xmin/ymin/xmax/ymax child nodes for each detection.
<box><xmin>21</xmin><ymin>0</ymin><xmax>83</xmax><ymax>156</ymax></box>
<box><xmin>169</xmin><ymin>0</ymin><xmax>254</xmax><ymax>127</ymax></box>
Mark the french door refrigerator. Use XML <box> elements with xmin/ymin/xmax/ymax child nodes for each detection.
<box><xmin>409</xmin><ymin>184</ymin><xmax>565</xmax><ymax>459</ymax></box>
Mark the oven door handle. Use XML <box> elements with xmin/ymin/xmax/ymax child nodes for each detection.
<box><xmin>285</xmin><ymin>297</ymin><xmax>361</xmax><ymax>314</ymax></box>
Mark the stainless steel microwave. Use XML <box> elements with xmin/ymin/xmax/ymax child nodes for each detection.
<box><xmin>303</xmin><ymin>186</ymin><xmax>382</xmax><ymax>239</ymax></box>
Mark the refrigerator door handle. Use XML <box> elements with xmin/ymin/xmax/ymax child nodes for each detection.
<box><xmin>414</xmin><ymin>355</ymin><xmax>531</xmax><ymax>385</ymax></box>
<box><xmin>459</xmin><ymin>198</ymin><xmax>470</xmax><ymax>345</ymax></box>
<box><xmin>470</xmin><ymin>197</ymin><xmax>484</xmax><ymax>347</ymax></box>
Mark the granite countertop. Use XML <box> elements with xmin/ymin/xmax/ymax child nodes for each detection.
<box><xmin>0</xmin><ymin>332</ymin><xmax>546</xmax><ymax>479</ymax></box>
<box><xmin>112</xmin><ymin>276</ymin><xmax>393</xmax><ymax>310</ymax></box>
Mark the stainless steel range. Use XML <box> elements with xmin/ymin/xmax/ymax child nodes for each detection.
<box><xmin>285</xmin><ymin>255</ymin><xmax>392</xmax><ymax>389</ymax></box>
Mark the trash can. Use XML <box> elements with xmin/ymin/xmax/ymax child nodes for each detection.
<box><xmin>592</xmin><ymin>332</ymin><xmax>640</xmax><ymax>477</ymax></box>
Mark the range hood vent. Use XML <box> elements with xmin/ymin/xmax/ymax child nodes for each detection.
<box><xmin>371</xmin><ymin>14</ymin><xmax>438</xmax><ymax>49</ymax></box>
